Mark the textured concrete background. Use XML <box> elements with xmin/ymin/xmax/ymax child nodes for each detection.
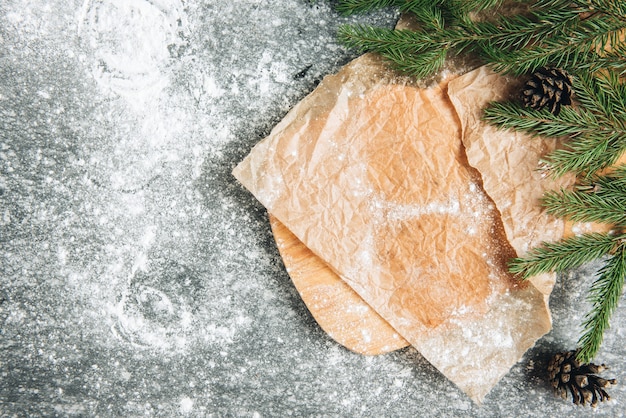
<box><xmin>1</xmin><ymin>1</ymin><xmax>624</xmax><ymax>416</ymax></box>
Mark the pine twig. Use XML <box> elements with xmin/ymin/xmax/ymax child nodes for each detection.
<box><xmin>338</xmin><ymin>0</ymin><xmax>626</xmax><ymax>77</ymax></box>
<box><xmin>483</xmin><ymin>103</ymin><xmax>597</xmax><ymax>138</ymax></box>
<box><xmin>575</xmin><ymin>71</ymin><xmax>626</xmax><ymax>122</ymax></box>
<box><xmin>545</xmin><ymin>137</ymin><xmax>626</xmax><ymax>179</ymax></box>
<box><xmin>542</xmin><ymin>189</ymin><xmax>626</xmax><ymax>226</ymax></box>
<box><xmin>484</xmin><ymin>14</ymin><xmax>626</xmax><ymax>75</ymax></box>
<box><xmin>449</xmin><ymin>0</ymin><xmax>511</xmax><ymax>13</ymax></box>
<box><xmin>483</xmin><ymin>104</ymin><xmax>622</xmax><ymax>178</ymax></box>
<box><xmin>336</xmin><ymin>0</ymin><xmax>443</xmax><ymax>16</ymax></box>
<box><xmin>509</xmin><ymin>233</ymin><xmax>618</xmax><ymax>279</ymax></box>
<box><xmin>337</xmin><ymin>25</ymin><xmax>451</xmax><ymax>78</ymax></box>
<box><xmin>577</xmin><ymin>243</ymin><xmax>626</xmax><ymax>363</ymax></box>
<box><xmin>336</xmin><ymin>0</ymin><xmax>399</xmax><ymax>15</ymax></box>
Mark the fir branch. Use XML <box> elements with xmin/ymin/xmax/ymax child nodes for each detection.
<box><xmin>484</xmin><ymin>14</ymin><xmax>626</xmax><ymax>75</ymax></box>
<box><xmin>574</xmin><ymin>72</ymin><xmax>619</xmax><ymax>119</ymax></box>
<box><xmin>579</xmin><ymin>165</ymin><xmax>626</xmax><ymax>195</ymax></box>
<box><xmin>468</xmin><ymin>8</ymin><xmax>582</xmax><ymax>54</ymax></box>
<box><xmin>590</xmin><ymin>71</ymin><xmax>626</xmax><ymax>117</ymax></box>
<box><xmin>384</xmin><ymin>45</ymin><xmax>448</xmax><ymax>79</ymax></box>
<box><xmin>583</xmin><ymin>51</ymin><xmax>626</xmax><ymax>75</ymax></box>
<box><xmin>338</xmin><ymin>11</ymin><xmax>586</xmax><ymax>76</ymax></box>
<box><xmin>546</xmin><ymin>134</ymin><xmax>626</xmax><ymax>178</ymax></box>
<box><xmin>336</xmin><ymin>0</ymin><xmax>443</xmax><ymax>16</ymax></box>
<box><xmin>582</xmin><ymin>0</ymin><xmax>626</xmax><ymax>22</ymax></box>
<box><xmin>336</xmin><ymin>0</ymin><xmax>399</xmax><ymax>15</ymax></box>
<box><xmin>607</xmin><ymin>164</ymin><xmax>626</xmax><ymax>188</ymax></box>
<box><xmin>339</xmin><ymin>6</ymin><xmax>588</xmax><ymax>75</ymax></box>
<box><xmin>482</xmin><ymin>104</ymin><xmax>625</xmax><ymax>177</ymax></box>
<box><xmin>337</xmin><ymin>25</ymin><xmax>452</xmax><ymax>77</ymax></box>
<box><xmin>338</xmin><ymin>25</ymin><xmax>438</xmax><ymax>55</ymax></box>
<box><xmin>408</xmin><ymin>3</ymin><xmax>445</xmax><ymax>31</ymax></box>
<box><xmin>338</xmin><ymin>0</ymin><xmax>626</xmax><ymax>77</ymax></box>
<box><xmin>577</xmin><ymin>243</ymin><xmax>626</xmax><ymax>363</ymax></box>
<box><xmin>449</xmin><ymin>0</ymin><xmax>511</xmax><ymax>13</ymax></box>
<box><xmin>509</xmin><ymin>233</ymin><xmax>618</xmax><ymax>279</ymax></box>
<box><xmin>483</xmin><ymin>103</ymin><xmax>598</xmax><ymax>138</ymax></box>
<box><xmin>542</xmin><ymin>189</ymin><xmax>626</xmax><ymax>226</ymax></box>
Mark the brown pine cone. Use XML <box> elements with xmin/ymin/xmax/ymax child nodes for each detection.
<box><xmin>522</xmin><ymin>67</ymin><xmax>573</xmax><ymax>116</ymax></box>
<box><xmin>548</xmin><ymin>350</ymin><xmax>617</xmax><ymax>407</ymax></box>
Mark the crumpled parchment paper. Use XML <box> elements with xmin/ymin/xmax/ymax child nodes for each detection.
<box><xmin>448</xmin><ymin>66</ymin><xmax>574</xmax><ymax>297</ymax></box>
<box><xmin>233</xmin><ymin>55</ymin><xmax>561</xmax><ymax>403</ymax></box>
<box><xmin>269</xmin><ymin>214</ymin><xmax>410</xmax><ymax>355</ymax></box>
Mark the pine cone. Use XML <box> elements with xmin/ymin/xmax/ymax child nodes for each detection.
<box><xmin>522</xmin><ymin>67</ymin><xmax>573</xmax><ymax>116</ymax></box>
<box><xmin>548</xmin><ymin>350</ymin><xmax>617</xmax><ymax>407</ymax></box>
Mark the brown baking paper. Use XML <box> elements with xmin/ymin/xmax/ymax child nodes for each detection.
<box><xmin>269</xmin><ymin>214</ymin><xmax>410</xmax><ymax>355</ymax></box>
<box><xmin>233</xmin><ymin>55</ymin><xmax>556</xmax><ymax>403</ymax></box>
<box><xmin>448</xmin><ymin>66</ymin><xmax>574</xmax><ymax>297</ymax></box>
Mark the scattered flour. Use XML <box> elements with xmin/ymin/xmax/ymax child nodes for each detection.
<box><xmin>179</xmin><ymin>396</ymin><xmax>194</xmax><ymax>414</ymax></box>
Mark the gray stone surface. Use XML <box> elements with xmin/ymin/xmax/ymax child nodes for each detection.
<box><xmin>0</xmin><ymin>1</ymin><xmax>624</xmax><ymax>416</ymax></box>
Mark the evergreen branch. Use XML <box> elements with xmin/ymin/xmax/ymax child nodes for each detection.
<box><xmin>335</xmin><ymin>0</ymin><xmax>399</xmax><ymax>15</ymax></box>
<box><xmin>468</xmin><ymin>8</ymin><xmax>582</xmax><ymax>53</ymax></box>
<box><xmin>542</xmin><ymin>189</ymin><xmax>626</xmax><ymax>225</ymax></box>
<box><xmin>483</xmin><ymin>98</ymin><xmax>626</xmax><ymax>177</ymax></box>
<box><xmin>483</xmin><ymin>103</ymin><xmax>599</xmax><ymax>138</ymax></box>
<box><xmin>536</xmin><ymin>0</ymin><xmax>578</xmax><ymax>7</ymax></box>
<box><xmin>341</xmin><ymin>5</ymin><xmax>589</xmax><ymax>73</ymax></box>
<box><xmin>577</xmin><ymin>243</ymin><xmax>626</xmax><ymax>363</ymax></box>
<box><xmin>338</xmin><ymin>25</ymin><xmax>443</xmax><ymax>55</ymax></box>
<box><xmin>408</xmin><ymin>3</ymin><xmax>445</xmax><ymax>31</ymax></box>
<box><xmin>338</xmin><ymin>0</ymin><xmax>626</xmax><ymax>78</ymax></box>
<box><xmin>337</xmin><ymin>25</ymin><xmax>451</xmax><ymax>76</ymax></box>
<box><xmin>484</xmin><ymin>14</ymin><xmax>626</xmax><ymax>75</ymax></box>
<box><xmin>546</xmin><ymin>134</ymin><xmax>626</xmax><ymax>178</ymax></box>
<box><xmin>509</xmin><ymin>233</ymin><xmax>618</xmax><ymax>279</ymax></box>
<box><xmin>449</xmin><ymin>0</ymin><xmax>511</xmax><ymax>13</ymax></box>
<box><xmin>575</xmin><ymin>52</ymin><xmax>626</xmax><ymax>77</ymax></box>
<box><xmin>574</xmin><ymin>72</ymin><xmax>619</xmax><ymax>120</ymax></box>
<box><xmin>336</xmin><ymin>0</ymin><xmax>443</xmax><ymax>15</ymax></box>
<box><xmin>607</xmin><ymin>164</ymin><xmax>626</xmax><ymax>188</ymax></box>
<box><xmin>338</xmin><ymin>9</ymin><xmax>593</xmax><ymax>77</ymax></box>
<box><xmin>591</xmin><ymin>71</ymin><xmax>626</xmax><ymax>118</ymax></box>
<box><xmin>582</xmin><ymin>0</ymin><xmax>626</xmax><ymax>20</ymax></box>
<box><xmin>585</xmin><ymin>167</ymin><xmax>626</xmax><ymax>194</ymax></box>
<box><xmin>383</xmin><ymin>45</ymin><xmax>448</xmax><ymax>78</ymax></box>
